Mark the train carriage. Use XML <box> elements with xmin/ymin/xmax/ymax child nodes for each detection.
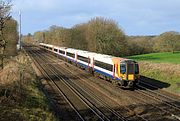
<box><xmin>40</xmin><ymin>43</ymin><xmax>140</xmax><ymax>88</ymax></box>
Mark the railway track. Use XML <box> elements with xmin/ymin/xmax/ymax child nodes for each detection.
<box><xmin>26</xmin><ymin>47</ymin><xmax>108</xmax><ymax>120</ymax></box>
<box><xmin>25</xmin><ymin>47</ymin><xmax>86</xmax><ymax>120</ymax></box>
<box><xmin>136</xmin><ymin>81</ymin><xmax>180</xmax><ymax>120</ymax></box>
<box><xmin>25</xmin><ymin>45</ymin><xmax>180</xmax><ymax>121</ymax></box>
<box><xmin>43</xmin><ymin>47</ymin><xmax>180</xmax><ymax>120</ymax></box>
<box><xmin>55</xmin><ymin>64</ymin><xmax>149</xmax><ymax>121</ymax></box>
<box><xmin>38</xmin><ymin>47</ymin><xmax>154</xmax><ymax>121</ymax></box>
<box><xmin>34</xmin><ymin>48</ymin><xmax>128</xmax><ymax>121</ymax></box>
<box><xmin>139</xmin><ymin>81</ymin><xmax>180</xmax><ymax>107</ymax></box>
<box><xmin>25</xmin><ymin>46</ymin><xmax>127</xmax><ymax>121</ymax></box>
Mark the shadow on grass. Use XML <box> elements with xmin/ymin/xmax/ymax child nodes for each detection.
<box><xmin>139</xmin><ymin>76</ymin><xmax>171</xmax><ymax>90</ymax></box>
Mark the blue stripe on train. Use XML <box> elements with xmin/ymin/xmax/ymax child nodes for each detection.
<box><xmin>60</xmin><ymin>55</ymin><xmax>121</xmax><ymax>81</ymax></box>
<box><xmin>94</xmin><ymin>69</ymin><xmax>121</xmax><ymax>81</ymax></box>
<box><xmin>76</xmin><ymin>61</ymin><xmax>121</xmax><ymax>81</ymax></box>
<box><xmin>77</xmin><ymin>62</ymin><xmax>88</xmax><ymax>68</ymax></box>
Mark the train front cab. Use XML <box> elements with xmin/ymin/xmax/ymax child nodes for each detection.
<box><xmin>114</xmin><ymin>59</ymin><xmax>139</xmax><ymax>88</ymax></box>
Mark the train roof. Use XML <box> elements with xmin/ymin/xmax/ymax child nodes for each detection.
<box><xmin>40</xmin><ymin>43</ymin><xmax>134</xmax><ymax>64</ymax></box>
<box><xmin>61</xmin><ymin>46</ymin><xmax>128</xmax><ymax>64</ymax></box>
<box><xmin>40</xmin><ymin>43</ymin><xmax>53</xmax><ymax>48</ymax></box>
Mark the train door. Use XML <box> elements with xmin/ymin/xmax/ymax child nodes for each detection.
<box><xmin>117</xmin><ymin>63</ymin><xmax>120</xmax><ymax>77</ymax></box>
<box><xmin>75</xmin><ymin>52</ymin><xmax>77</xmax><ymax>61</ymax></box>
<box><xmin>113</xmin><ymin>64</ymin><xmax>119</xmax><ymax>79</ymax></box>
<box><xmin>127</xmin><ymin>63</ymin><xmax>135</xmax><ymax>81</ymax></box>
<box><xmin>112</xmin><ymin>58</ymin><xmax>121</xmax><ymax>80</ymax></box>
<box><xmin>120</xmin><ymin>63</ymin><xmax>127</xmax><ymax>80</ymax></box>
<box><xmin>90</xmin><ymin>57</ymin><xmax>94</xmax><ymax>74</ymax></box>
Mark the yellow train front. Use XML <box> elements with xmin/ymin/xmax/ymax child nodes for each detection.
<box><xmin>113</xmin><ymin>58</ymin><xmax>140</xmax><ymax>88</ymax></box>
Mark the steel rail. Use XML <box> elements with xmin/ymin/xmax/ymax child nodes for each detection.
<box><xmin>25</xmin><ymin>47</ymin><xmax>85</xmax><ymax>121</ymax></box>
<box><xmin>30</xmin><ymin>48</ymin><xmax>110</xmax><ymax>121</ymax></box>
<box><xmin>39</xmin><ymin>48</ymin><xmax>149</xmax><ymax>121</ymax></box>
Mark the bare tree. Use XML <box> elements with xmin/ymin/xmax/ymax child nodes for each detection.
<box><xmin>153</xmin><ymin>31</ymin><xmax>180</xmax><ymax>53</ymax></box>
<box><xmin>0</xmin><ymin>0</ymin><xmax>12</xmax><ymax>69</ymax></box>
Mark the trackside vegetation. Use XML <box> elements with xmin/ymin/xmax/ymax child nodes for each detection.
<box><xmin>0</xmin><ymin>52</ymin><xmax>56</xmax><ymax>121</ymax></box>
<box><xmin>0</xmin><ymin>1</ymin><xmax>56</xmax><ymax>120</ymax></box>
<box><xmin>0</xmin><ymin>0</ymin><xmax>18</xmax><ymax>70</ymax></box>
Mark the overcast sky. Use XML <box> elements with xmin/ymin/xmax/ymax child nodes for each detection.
<box><xmin>12</xmin><ymin>0</ymin><xmax>180</xmax><ymax>35</ymax></box>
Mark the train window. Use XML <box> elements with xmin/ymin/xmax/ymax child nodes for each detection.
<box><xmin>120</xmin><ymin>64</ymin><xmax>126</xmax><ymax>74</ymax></box>
<box><xmin>54</xmin><ymin>49</ymin><xmax>58</xmax><ymax>52</ymax></box>
<box><xmin>135</xmin><ymin>64</ymin><xmax>139</xmax><ymax>74</ymax></box>
<box><xmin>95</xmin><ymin>60</ymin><xmax>112</xmax><ymax>71</ymax></box>
<box><xmin>127</xmin><ymin>64</ymin><xmax>134</xmax><ymax>74</ymax></box>
<box><xmin>78</xmin><ymin>55</ymin><xmax>89</xmax><ymax>63</ymax></box>
<box><xmin>59</xmin><ymin>50</ymin><xmax>65</xmax><ymax>54</ymax></box>
<box><xmin>67</xmin><ymin>52</ymin><xmax>75</xmax><ymax>58</ymax></box>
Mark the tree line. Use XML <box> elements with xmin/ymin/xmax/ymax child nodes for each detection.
<box><xmin>0</xmin><ymin>0</ymin><xmax>19</xmax><ymax>69</ymax></box>
<box><xmin>32</xmin><ymin>17</ymin><xmax>127</xmax><ymax>56</ymax></box>
<box><xmin>26</xmin><ymin>17</ymin><xmax>180</xmax><ymax>57</ymax></box>
<box><xmin>127</xmin><ymin>31</ymin><xmax>180</xmax><ymax>55</ymax></box>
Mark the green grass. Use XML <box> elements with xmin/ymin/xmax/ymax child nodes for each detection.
<box><xmin>21</xmin><ymin>80</ymin><xmax>56</xmax><ymax>121</ymax></box>
<box><xmin>127</xmin><ymin>52</ymin><xmax>180</xmax><ymax>64</ymax></box>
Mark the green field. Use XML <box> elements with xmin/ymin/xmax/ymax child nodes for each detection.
<box><xmin>127</xmin><ymin>52</ymin><xmax>180</xmax><ymax>64</ymax></box>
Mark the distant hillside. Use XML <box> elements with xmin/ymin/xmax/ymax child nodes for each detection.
<box><xmin>127</xmin><ymin>52</ymin><xmax>180</xmax><ymax>64</ymax></box>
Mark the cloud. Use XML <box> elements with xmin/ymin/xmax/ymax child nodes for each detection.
<box><xmin>13</xmin><ymin>0</ymin><xmax>57</xmax><ymax>12</ymax></box>
<box><xmin>12</xmin><ymin>0</ymin><xmax>180</xmax><ymax>35</ymax></box>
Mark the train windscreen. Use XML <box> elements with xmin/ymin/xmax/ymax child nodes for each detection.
<box><xmin>120</xmin><ymin>63</ymin><xmax>126</xmax><ymax>74</ymax></box>
<box><xmin>127</xmin><ymin>63</ymin><xmax>134</xmax><ymax>74</ymax></box>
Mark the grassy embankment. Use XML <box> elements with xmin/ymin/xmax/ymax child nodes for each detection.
<box><xmin>0</xmin><ymin>52</ymin><xmax>56</xmax><ymax>121</ymax></box>
<box><xmin>127</xmin><ymin>52</ymin><xmax>180</xmax><ymax>94</ymax></box>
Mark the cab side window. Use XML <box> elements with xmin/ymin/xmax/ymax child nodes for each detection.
<box><xmin>120</xmin><ymin>64</ymin><xmax>126</xmax><ymax>74</ymax></box>
<box><xmin>135</xmin><ymin>64</ymin><xmax>139</xmax><ymax>74</ymax></box>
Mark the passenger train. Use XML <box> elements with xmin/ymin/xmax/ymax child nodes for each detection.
<box><xmin>40</xmin><ymin>43</ymin><xmax>140</xmax><ymax>88</ymax></box>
